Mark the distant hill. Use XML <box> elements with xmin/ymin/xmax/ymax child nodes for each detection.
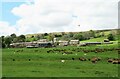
<box><xmin>25</xmin><ymin>29</ymin><xmax>119</xmax><ymax>38</ymax></box>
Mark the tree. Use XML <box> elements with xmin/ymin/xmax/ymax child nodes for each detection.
<box><xmin>18</xmin><ymin>35</ymin><xmax>26</xmax><ymax>42</ymax></box>
<box><xmin>1</xmin><ymin>36</ymin><xmax>5</xmax><ymax>48</ymax></box>
<box><xmin>48</xmin><ymin>34</ymin><xmax>55</xmax><ymax>41</ymax></box>
<box><xmin>10</xmin><ymin>33</ymin><xmax>17</xmax><ymax>43</ymax></box>
<box><xmin>10</xmin><ymin>33</ymin><xmax>16</xmax><ymax>39</ymax></box>
<box><xmin>89</xmin><ymin>30</ymin><xmax>95</xmax><ymax>37</ymax></box>
<box><xmin>36</xmin><ymin>34</ymin><xmax>44</xmax><ymax>39</ymax></box>
<box><xmin>4</xmin><ymin>36</ymin><xmax>12</xmax><ymax>47</ymax></box>
<box><xmin>31</xmin><ymin>36</ymin><xmax>34</xmax><ymax>38</ymax></box>
<box><xmin>68</xmin><ymin>32</ymin><xmax>74</xmax><ymax>37</ymax></box>
<box><xmin>44</xmin><ymin>33</ymin><xmax>48</xmax><ymax>36</ymax></box>
<box><xmin>62</xmin><ymin>34</ymin><xmax>70</xmax><ymax>41</ymax></box>
<box><xmin>73</xmin><ymin>33</ymin><xmax>84</xmax><ymax>41</ymax></box>
<box><xmin>107</xmin><ymin>34</ymin><xmax>115</xmax><ymax>41</ymax></box>
<box><xmin>82</xmin><ymin>32</ymin><xmax>90</xmax><ymax>40</ymax></box>
<box><xmin>13</xmin><ymin>37</ymin><xmax>19</xmax><ymax>43</ymax></box>
<box><xmin>61</xmin><ymin>32</ymin><xmax>66</xmax><ymax>36</ymax></box>
<box><xmin>55</xmin><ymin>34</ymin><xmax>62</xmax><ymax>37</ymax></box>
<box><xmin>101</xmin><ymin>32</ymin><xmax>105</xmax><ymax>37</ymax></box>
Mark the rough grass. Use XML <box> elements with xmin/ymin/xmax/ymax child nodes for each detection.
<box><xmin>2</xmin><ymin>43</ymin><xmax>119</xmax><ymax>77</ymax></box>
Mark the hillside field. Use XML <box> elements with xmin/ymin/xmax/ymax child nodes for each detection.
<box><xmin>2</xmin><ymin>41</ymin><xmax>119</xmax><ymax>77</ymax></box>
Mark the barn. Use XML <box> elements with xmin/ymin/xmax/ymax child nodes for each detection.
<box><xmin>37</xmin><ymin>42</ymin><xmax>52</xmax><ymax>48</ymax></box>
<box><xmin>70</xmin><ymin>40</ymin><xmax>79</xmax><ymax>45</ymax></box>
<box><xmin>58</xmin><ymin>40</ymin><xmax>69</xmax><ymax>46</ymax></box>
<box><xmin>10</xmin><ymin>42</ymin><xmax>26</xmax><ymax>48</ymax></box>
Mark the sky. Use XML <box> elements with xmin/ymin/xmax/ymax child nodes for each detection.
<box><xmin>0</xmin><ymin>0</ymin><xmax>119</xmax><ymax>36</ymax></box>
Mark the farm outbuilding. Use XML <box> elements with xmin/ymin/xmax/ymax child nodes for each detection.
<box><xmin>10</xmin><ymin>43</ymin><xmax>26</xmax><ymax>48</ymax></box>
<box><xmin>26</xmin><ymin>42</ymin><xmax>38</xmax><ymax>48</ymax></box>
<box><xmin>10</xmin><ymin>41</ymin><xmax>53</xmax><ymax>48</ymax></box>
<box><xmin>58</xmin><ymin>40</ymin><xmax>69</xmax><ymax>46</ymax></box>
<box><xmin>37</xmin><ymin>39</ymin><xmax>48</xmax><ymax>42</ymax></box>
<box><xmin>37</xmin><ymin>42</ymin><xmax>52</xmax><ymax>48</ymax></box>
<box><xmin>70</xmin><ymin>40</ymin><xmax>79</xmax><ymax>45</ymax></box>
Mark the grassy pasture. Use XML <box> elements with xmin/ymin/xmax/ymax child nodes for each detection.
<box><xmin>2</xmin><ymin>43</ymin><xmax>119</xmax><ymax>77</ymax></box>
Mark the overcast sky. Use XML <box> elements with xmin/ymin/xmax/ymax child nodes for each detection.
<box><xmin>0</xmin><ymin>0</ymin><xmax>119</xmax><ymax>36</ymax></box>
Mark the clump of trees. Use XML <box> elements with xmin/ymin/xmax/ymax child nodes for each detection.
<box><xmin>0</xmin><ymin>33</ymin><xmax>26</xmax><ymax>48</ymax></box>
<box><xmin>73</xmin><ymin>33</ymin><xmax>84</xmax><ymax>41</ymax></box>
<box><xmin>107</xmin><ymin>34</ymin><xmax>115</xmax><ymax>41</ymax></box>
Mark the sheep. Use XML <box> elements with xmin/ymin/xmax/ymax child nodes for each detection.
<box><xmin>14</xmin><ymin>52</ymin><xmax>16</xmax><ymax>54</ymax></box>
<box><xmin>84</xmin><ymin>53</ymin><xmax>87</xmax><ymax>56</ymax></box>
<box><xmin>62</xmin><ymin>53</ymin><xmax>67</xmax><ymax>55</ymax></box>
<box><xmin>61</xmin><ymin>60</ymin><xmax>65</xmax><ymax>63</ymax></box>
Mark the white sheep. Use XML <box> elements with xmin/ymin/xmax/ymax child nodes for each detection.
<box><xmin>63</xmin><ymin>53</ymin><xmax>67</xmax><ymax>55</ymax></box>
<box><xmin>14</xmin><ymin>52</ymin><xmax>16</xmax><ymax>54</ymax></box>
<box><xmin>61</xmin><ymin>60</ymin><xmax>65</xmax><ymax>63</ymax></box>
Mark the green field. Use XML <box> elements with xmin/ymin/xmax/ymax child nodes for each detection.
<box><xmin>2</xmin><ymin>41</ymin><xmax>119</xmax><ymax>77</ymax></box>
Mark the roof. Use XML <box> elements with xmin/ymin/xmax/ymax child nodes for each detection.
<box><xmin>58</xmin><ymin>40</ymin><xmax>68</xmax><ymax>42</ymax></box>
<box><xmin>70</xmin><ymin>40</ymin><xmax>79</xmax><ymax>41</ymax></box>
<box><xmin>37</xmin><ymin>42</ymin><xmax>52</xmax><ymax>44</ymax></box>
<box><xmin>86</xmin><ymin>42</ymin><xmax>101</xmax><ymax>44</ymax></box>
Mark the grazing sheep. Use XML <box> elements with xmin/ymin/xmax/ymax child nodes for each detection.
<box><xmin>61</xmin><ymin>60</ymin><xmax>65</xmax><ymax>63</ymax></box>
<box><xmin>14</xmin><ymin>52</ymin><xmax>16</xmax><ymax>54</ymax></box>
<box><xmin>62</xmin><ymin>53</ymin><xmax>67</xmax><ymax>55</ymax></box>
<box><xmin>84</xmin><ymin>53</ymin><xmax>87</xmax><ymax>56</ymax></box>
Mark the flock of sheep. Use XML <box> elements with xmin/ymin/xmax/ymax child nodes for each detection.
<box><xmin>12</xmin><ymin>47</ymin><xmax>120</xmax><ymax>64</ymax></box>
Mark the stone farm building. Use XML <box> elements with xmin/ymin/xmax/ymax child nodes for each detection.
<box><xmin>58</xmin><ymin>40</ymin><xmax>69</xmax><ymax>46</ymax></box>
<box><xmin>10</xmin><ymin>39</ymin><xmax>52</xmax><ymax>48</ymax></box>
<box><xmin>37</xmin><ymin>39</ymin><xmax>48</xmax><ymax>42</ymax></box>
<box><xmin>69</xmin><ymin>40</ymin><xmax>79</xmax><ymax>45</ymax></box>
